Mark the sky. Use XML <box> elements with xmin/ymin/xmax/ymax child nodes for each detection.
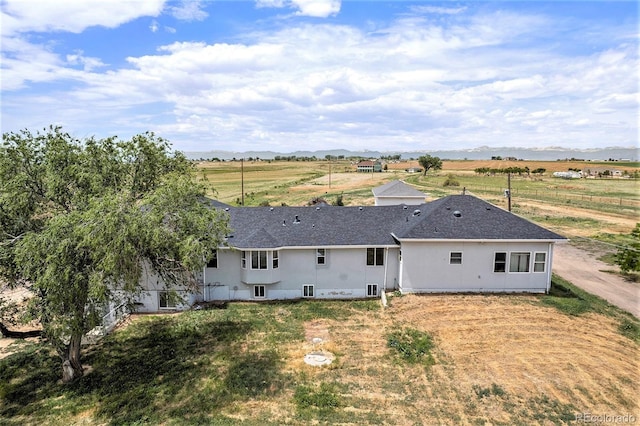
<box><xmin>1</xmin><ymin>0</ymin><xmax>638</xmax><ymax>154</ymax></box>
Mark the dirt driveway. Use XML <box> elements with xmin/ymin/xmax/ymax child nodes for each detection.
<box><xmin>553</xmin><ymin>243</ymin><xmax>639</xmax><ymax>318</ymax></box>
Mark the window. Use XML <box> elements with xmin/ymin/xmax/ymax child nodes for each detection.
<box><xmin>253</xmin><ymin>285</ymin><xmax>265</xmax><ymax>298</ymax></box>
<box><xmin>251</xmin><ymin>250</ymin><xmax>268</xmax><ymax>270</ymax></box>
<box><xmin>303</xmin><ymin>285</ymin><xmax>314</xmax><ymax>298</ymax></box>
<box><xmin>509</xmin><ymin>252</ymin><xmax>531</xmax><ymax>273</ymax></box>
<box><xmin>367</xmin><ymin>248</ymin><xmax>384</xmax><ymax>266</ymax></box>
<box><xmin>241</xmin><ymin>251</ymin><xmax>247</xmax><ymax>269</ymax></box>
<box><xmin>367</xmin><ymin>284</ymin><xmax>378</xmax><ymax>297</ymax></box>
<box><xmin>494</xmin><ymin>252</ymin><xmax>506</xmax><ymax>272</ymax></box>
<box><xmin>159</xmin><ymin>291</ymin><xmax>176</xmax><ymax>309</ymax></box>
<box><xmin>534</xmin><ymin>252</ymin><xmax>546</xmax><ymax>272</ymax></box>
<box><xmin>316</xmin><ymin>248</ymin><xmax>326</xmax><ymax>265</ymax></box>
<box><xmin>450</xmin><ymin>252</ymin><xmax>462</xmax><ymax>265</ymax></box>
<box><xmin>207</xmin><ymin>250</ymin><xmax>218</xmax><ymax>268</ymax></box>
<box><xmin>272</xmin><ymin>251</ymin><xmax>279</xmax><ymax>269</ymax></box>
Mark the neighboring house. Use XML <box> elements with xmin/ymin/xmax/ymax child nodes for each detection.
<box><xmin>372</xmin><ymin>180</ymin><xmax>426</xmax><ymax>206</ymax></box>
<box><xmin>356</xmin><ymin>160</ymin><xmax>382</xmax><ymax>172</ymax></box>
<box><xmin>135</xmin><ymin>195</ymin><xmax>566</xmax><ymax>312</ymax></box>
<box><xmin>405</xmin><ymin>167</ymin><xmax>423</xmax><ymax>173</ymax></box>
<box><xmin>582</xmin><ymin>167</ymin><xmax>623</xmax><ymax>178</ymax></box>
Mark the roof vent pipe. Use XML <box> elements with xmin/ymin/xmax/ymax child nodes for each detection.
<box><xmin>283</xmin><ymin>220</ymin><xmax>286</xmax><ymax>226</ymax></box>
<box><xmin>294</xmin><ymin>215</ymin><xmax>300</xmax><ymax>224</ymax></box>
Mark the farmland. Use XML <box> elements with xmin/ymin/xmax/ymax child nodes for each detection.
<box><xmin>197</xmin><ymin>159</ymin><xmax>640</xmax><ymax>238</ymax></box>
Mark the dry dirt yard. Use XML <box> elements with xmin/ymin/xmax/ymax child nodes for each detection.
<box><xmin>282</xmin><ymin>294</ymin><xmax>639</xmax><ymax>425</ymax></box>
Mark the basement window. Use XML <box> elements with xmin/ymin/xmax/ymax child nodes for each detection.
<box><xmin>367</xmin><ymin>284</ymin><xmax>378</xmax><ymax>297</ymax></box>
<box><xmin>159</xmin><ymin>291</ymin><xmax>177</xmax><ymax>309</ymax></box>
<box><xmin>253</xmin><ymin>285</ymin><xmax>265</xmax><ymax>299</ymax></box>
<box><xmin>303</xmin><ymin>284</ymin><xmax>314</xmax><ymax>298</ymax></box>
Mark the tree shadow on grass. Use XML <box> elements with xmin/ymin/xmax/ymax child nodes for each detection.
<box><xmin>0</xmin><ymin>313</ymin><xmax>259</xmax><ymax>425</ymax></box>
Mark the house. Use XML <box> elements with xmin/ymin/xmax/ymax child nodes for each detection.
<box><xmin>135</xmin><ymin>194</ymin><xmax>566</xmax><ymax>312</ymax></box>
<box><xmin>356</xmin><ymin>160</ymin><xmax>382</xmax><ymax>173</ymax></box>
<box><xmin>372</xmin><ymin>180</ymin><xmax>426</xmax><ymax>206</ymax></box>
<box><xmin>405</xmin><ymin>167</ymin><xmax>423</xmax><ymax>173</ymax></box>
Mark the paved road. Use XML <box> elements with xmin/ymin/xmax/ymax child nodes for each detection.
<box><xmin>553</xmin><ymin>243</ymin><xmax>639</xmax><ymax>318</ymax></box>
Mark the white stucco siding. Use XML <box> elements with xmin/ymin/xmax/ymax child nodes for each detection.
<box><xmin>399</xmin><ymin>241</ymin><xmax>554</xmax><ymax>293</ymax></box>
<box><xmin>135</xmin><ymin>267</ymin><xmax>199</xmax><ymax>312</ymax></box>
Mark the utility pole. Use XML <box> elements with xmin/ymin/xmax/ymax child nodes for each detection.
<box><xmin>329</xmin><ymin>155</ymin><xmax>332</xmax><ymax>189</ymax></box>
<box><xmin>507</xmin><ymin>172</ymin><xmax>512</xmax><ymax>212</ymax></box>
<box><xmin>241</xmin><ymin>158</ymin><xmax>244</xmax><ymax>206</ymax></box>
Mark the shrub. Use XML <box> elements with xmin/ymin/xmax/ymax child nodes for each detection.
<box><xmin>387</xmin><ymin>328</ymin><xmax>435</xmax><ymax>366</ymax></box>
<box><xmin>443</xmin><ymin>174</ymin><xmax>460</xmax><ymax>187</ymax></box>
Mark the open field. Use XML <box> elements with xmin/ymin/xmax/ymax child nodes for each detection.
<box><xmin>1</xmin><ymin>278</ymin><xmax>638</xmax><ymax>425</ymax></box>
<box><xmin>198</xmin><ymin>159</ymin><xmax>639</xmax><ymax>239</ymax></box>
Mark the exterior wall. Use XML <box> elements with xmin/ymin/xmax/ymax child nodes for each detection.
<box><xmin>399</xmin><ymin>241</ymin><xmax>554</xmax><ymax>293</ymax></box>
<box><xmin>375</xmin><ymin>196</ymin><xmax>425</xmax><ymax>206</ymax></box>
<box><xmin>137</xmin><ymin>246</ymin><xmax>401</xmax><ymax>310</ymax></box>
<box><xmin>135</xmin><ymin>267</ymin><xmax>199</xmax><ymax>313</ymax></box>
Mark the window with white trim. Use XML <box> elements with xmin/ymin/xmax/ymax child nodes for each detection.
<box><xmin>272</xmin><ymin>251</ymin><xmax>279</xmax><ymax>269</ymax></box>
<box><xmin>251</xmin><ymin>250</ymin><xmax>268</xmax><ymax>270</ymax></box>
<box><xmin>533</xmin><ymin>252</ymin><xmax>546</xmax><ymax>272</ymax></box>
<box><xmin>253</xmin><ymin>285</ymin><xmax>265</xmax><ymax>298</ymax></box>
<box><xmin>450</xmin><ymin>252</ymin><xmax>462</xmax><ymax>265</ymax></box>
<box><xmin>303</xmin><ymin>284</ymin><xmax>314</xmax><ymax>298</ymax></box>
<box><xmin>509</xmin><ymin>252</ymin><xmax>531</xmax><ymax>273</ymax></box>
<box><xmin>494</xmin><ymin>252</ymin><xmax>506</xmax><ymax>273</ymax></box>
<box><xmin>159</xmin><ymin>291</ymin><xmax>176</xmax><ymax>309</ymax></box>
<box><xmin>367</xmin><ymin>284</ymin><xmax>378</xmax><ymax>297</ymax></box>
<box><xmin>366</xmin><ymin>248</ymin><xmax>384</xmax><ymax>266</ymax></box>
<box><xmin>316</xmin><ymin>248</ymin><xmax>326</xmax><ymax>265</ymax></box>
<box><xmin>241</xmin><ymin>251</ymin><xmax>247</xmax><ymax>269</ymax></box>
<box><xmin>207</xmin><ymin>250</ymin><xmax>218</xmax><ymax>268</ymax></box>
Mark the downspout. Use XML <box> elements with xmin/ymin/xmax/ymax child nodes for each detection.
<box><xmin>203</xmin><ymin>264</ymin><xmax>207</xmax><ymax>302</ymax></box>
<box><xmin>383</xmin><ymin>247</ymin><xmax>389</xmax><ymax>291</ymax></box>
<box><xmin>546</xmin><ymin>242</ymin><xmax>554</xmax><ymax>293</ymax></box>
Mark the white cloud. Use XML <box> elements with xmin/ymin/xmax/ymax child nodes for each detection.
<box><xmin>150</xmin><ymin>20</ymin><xmax>160</xmax><ymax>33</ymax></box>
<box><xmin>256</xmin><ymin>0</ymin><xmax>340</xmax><ymax>18</ymax></box>
<box><xmin>170</xmin><ymin>0</ymin><xmax>208</xmax><ymax>21</ymax></box>
<box><xmin>410</xmin><ymin>6</ymin><xmax>467</xmax><ymax>15</ymax></box>
<box><xmin>1</xmin><ymin>5</ymin><xmax>637</xmax><ymax>152</ymax></box>
<box><xmin>1</xmin><ymin>0</ymin><xmax>166</xmax><ymax>35</ymax></box>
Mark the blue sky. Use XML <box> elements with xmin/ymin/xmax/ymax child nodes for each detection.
<box><xmin>1</xmin><ymin>1</ymin><xmax>638</xmax><ymax>153</ymax></box>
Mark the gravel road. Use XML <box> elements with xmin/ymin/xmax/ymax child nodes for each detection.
<box><xmin>553</xmin><ymin>243</ymin><xmax>639</xmax><ymax>318</ymax></box>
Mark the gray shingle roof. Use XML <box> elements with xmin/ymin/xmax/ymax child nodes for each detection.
<box><xmin>222</xmin><ymin>195</ymin><xmax>565</xmax><ymax>249</ymax></box>
<box><xmin>392</xmin><ymin>195</ymin><xmax>566</xmax><ymax>240</ymax></box>
<box><xmin>372</xmin><ymin>180</ymin><xmax>426</xmax><ymax>198</ymax></box>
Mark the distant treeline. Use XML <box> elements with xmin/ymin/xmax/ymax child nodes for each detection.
<box><xmin>474</xmin><ymin>167</ymin><xmax>546</xmax><ymax>176</ymax></box>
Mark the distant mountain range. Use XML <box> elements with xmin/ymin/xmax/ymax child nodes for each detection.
<box><xmin>184</xmin><ymin>146</ymin><xmax>638</xmax><ymax>162</ymax></box>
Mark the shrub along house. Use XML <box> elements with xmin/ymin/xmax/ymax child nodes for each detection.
<box><xmin>135</xmin><ymin>194</ymin><xmax>566</xmax><ymax>312</ymax></box>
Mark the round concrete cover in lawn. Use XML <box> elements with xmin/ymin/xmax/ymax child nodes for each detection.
<box><xmin>304</xmin><ymin>351</ymin><xmax>334</xmax><ymax>366</ymax></box>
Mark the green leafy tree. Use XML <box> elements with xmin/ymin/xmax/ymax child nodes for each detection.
<box><xmin>615</xmin><ymin>224</ymin><xmax>640</xmax><ymax>273</ymax></box>
<box><xmin>0</xmin><ymin>126</ymin><xmax>230</xmax><ymax>382</ymax></box>
<box><xmin>418</xmin><ymin>154</ymin><xmax>442</xmax><ymax>177</ymax></box>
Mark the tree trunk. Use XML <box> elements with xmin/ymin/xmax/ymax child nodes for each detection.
<box><xmin>0</xmin><ymin>321</ymin><xmax>42</xmax><ymax>338</ymax></box>
<box><xmin>59</xmin><ymin>332</ymin><xmax>84</xmax><ymax>383</ymax></box>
